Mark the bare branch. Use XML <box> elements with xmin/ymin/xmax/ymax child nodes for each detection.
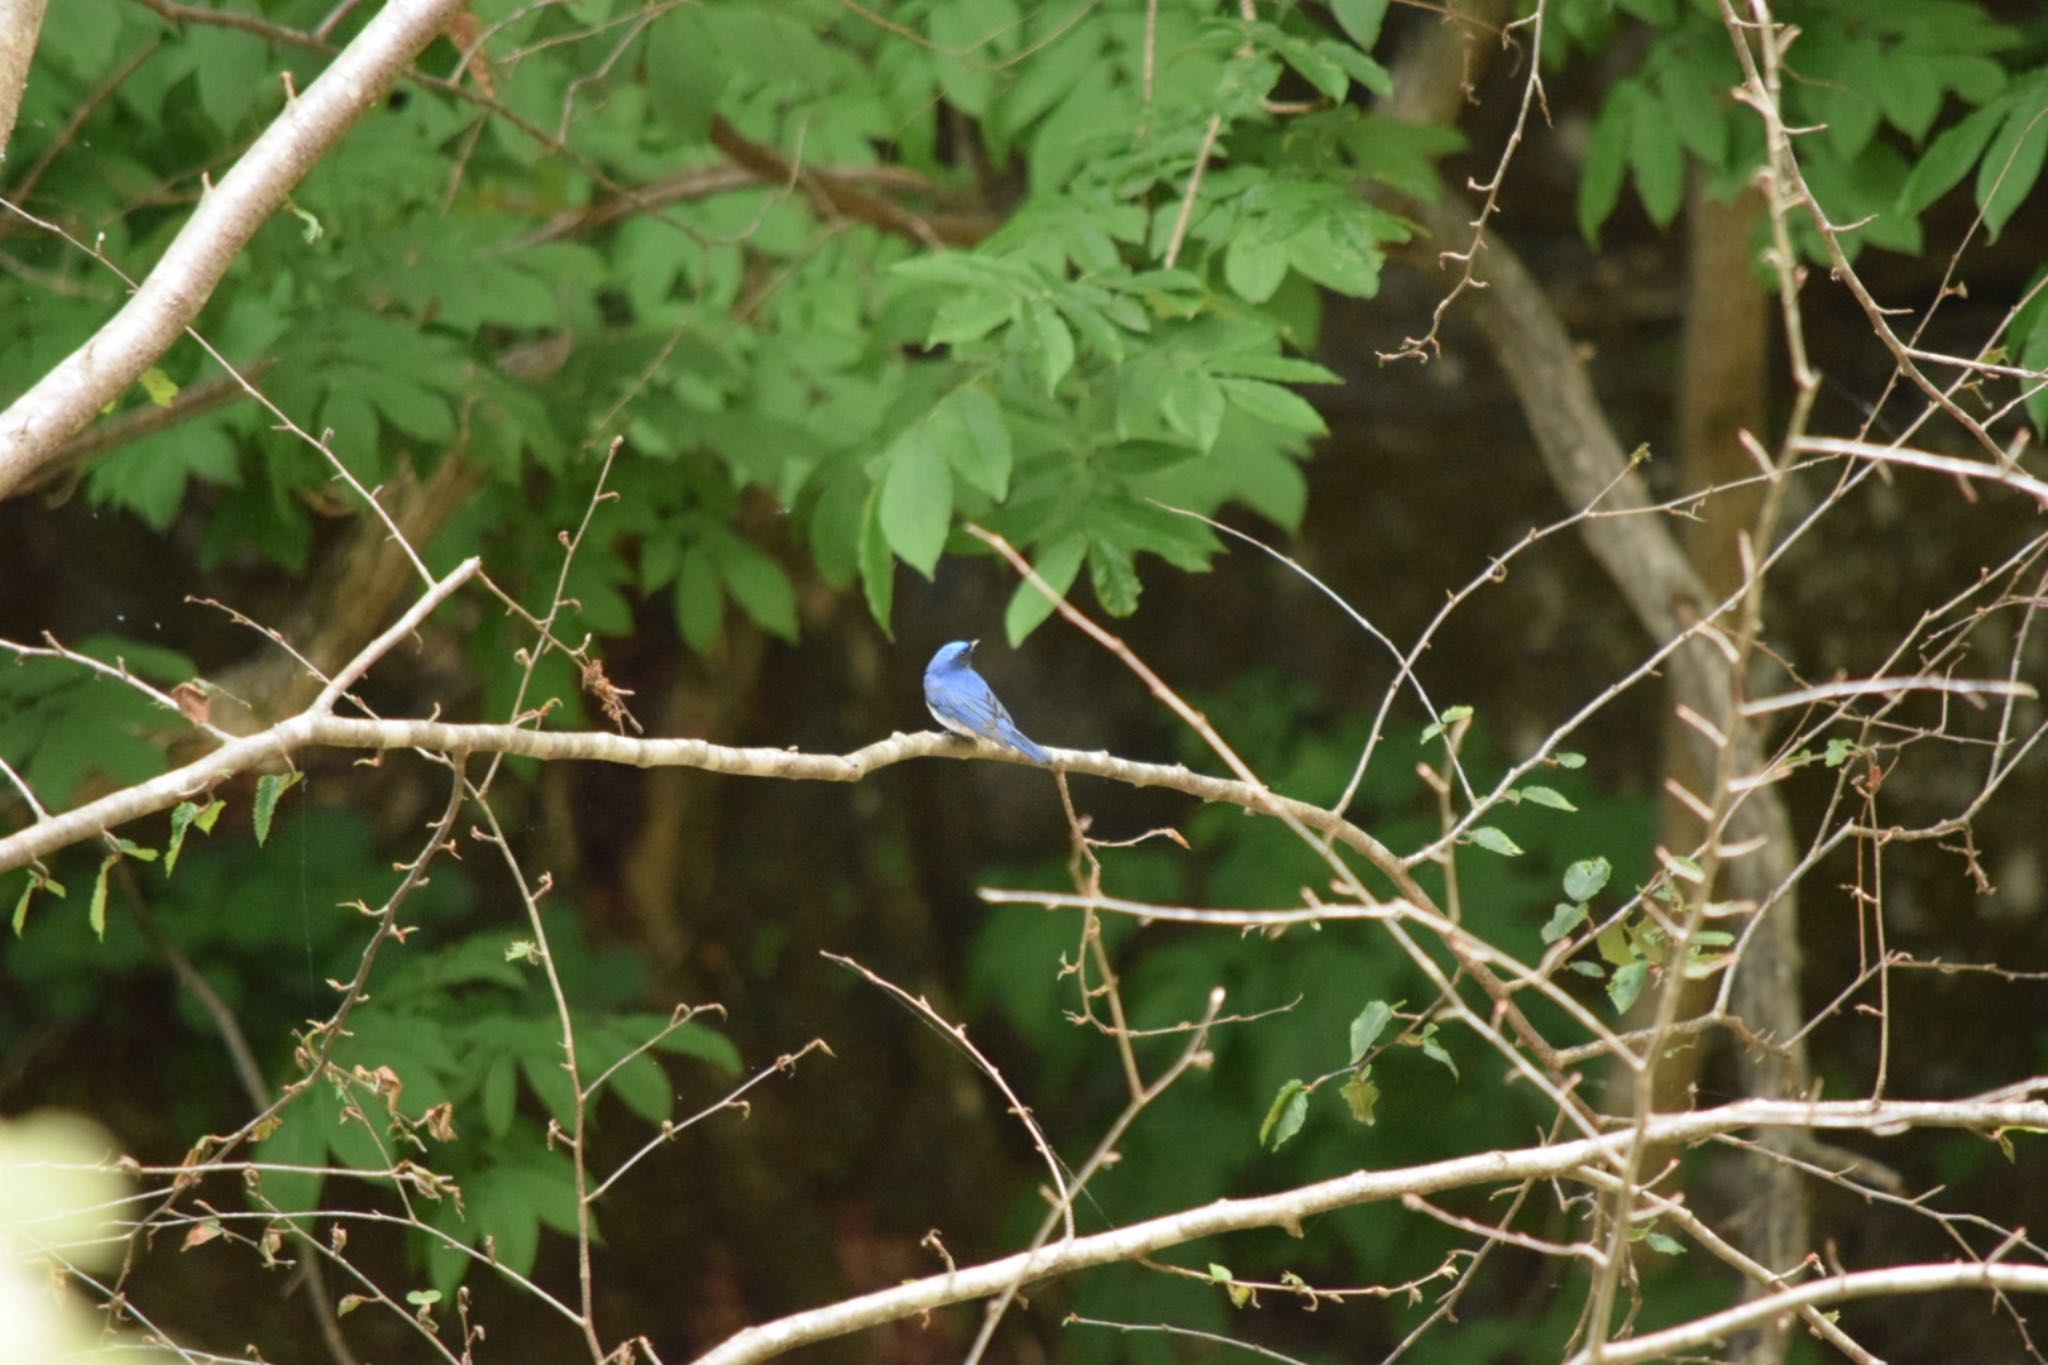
<box><xmin>0</xmin><ymin>0</ymin><xmax>467</xmax><ymax>495</ymax></box>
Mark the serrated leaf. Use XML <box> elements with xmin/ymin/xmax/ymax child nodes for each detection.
<box><xmin>1339</xmin><ymin>1071</ymin><xmax>1379</xmax><ymax>1125</ymax></box>
<box><xmin>1087</xmin><ymin>539</ymin><xmax>1140</xmax><ymax>616</ymax></box>
<box><xmin>1518</xmin><ymin>785</ymin><xmax>1578</xmax><ymax>812</ymax></box>
<box><xmin>1468</xmin><ymin>825</ymin><xmax>1522</xmax><ymax>857</ymax></box>
<box><xmin>1562</xmin><ymin>856</ymin><xmax>1612</xmax><ymax>902</ymax></box>
<box><xmin>167</xmin><ymin>800</ymin><xmax>221</xmax><ymax>875</ymax></box>
<box><xmin>1540</xmin><ymin>902</ymin><xmax>1589</xmax><ymax>944</ymax></box>
<box><xmin>1259</xmin><ymin>1078</ymin><xmax>1309</xmax><ymax>1151</ymax></box>
<box><xmin>252</xmin><ymin>770</ymin><xmax>304</xmax><ymax>847</ymax></box>
<box><xmin>1415</xmin><ymin>1024</ymin><xmax>1458</xmax><ymax>1080</ymax></box>
<box><xmin>1347</xmin><ymin>1000</ymin><xmax>1394</xmax><ymax>1064</ymax></box>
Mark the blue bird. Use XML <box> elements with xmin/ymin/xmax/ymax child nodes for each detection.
<box><xmin>924</xmin><ymin>640</ymin><xmax>1052</xmax><ymax>765</ymax></box>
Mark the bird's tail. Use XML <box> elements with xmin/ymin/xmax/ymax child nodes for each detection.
<box><xmin>1002</xmin><ymin>725</ymin><xmax>1052</xmax><ymax>765</ymax></box>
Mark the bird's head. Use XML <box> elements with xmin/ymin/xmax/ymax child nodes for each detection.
<box><xmin>927</xmin><ymin>639</ymin><xmax>978</xmax><ymax>675</ymax></box>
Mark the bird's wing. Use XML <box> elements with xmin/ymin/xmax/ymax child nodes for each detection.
<box><xmin>940</xmin><ymin>677</ymin><xmax>1017</xmax><ymax>736</ymax></box>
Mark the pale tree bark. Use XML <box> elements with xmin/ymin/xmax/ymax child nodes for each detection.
<box><xmin>0</xmin><ymin>0</ymin><xmax>48</xmax><ymax>164</ymax></box>
<box><xmin>0</xmin><ymin>0</ymin><xmax>467</xmax><ymax>496</ymax></box>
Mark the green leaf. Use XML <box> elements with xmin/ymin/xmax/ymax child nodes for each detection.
<box><xmin>252</xmin><ymin>770</ymin><xmax>304</xmax><ymax>847</ymax></box>
<box><xmin>1414</xmin><ymin>1024</ymin><xmax>1458</xmax><ymax>1080</ymax></box>
<box><xmin>1259</xmin><ymin>1078</ymin><xmax>1310</xmax><ymax>1151</ymax></box>
<box><xmin>1467</xmin><ymin>826</ymin><xmax>1522</xmax><ymax>857</ymax></box>
<box><xmin>1900</xmin><ymin>100</ymin><xmax>2004</xmax><ymax>214</ymax></box>
<box><xmin>139</xmin><ymin>367</ymin><xmax>179</xmax><ymax>407</ymax></box>
<box><xmin>1161</xmin><ymin>370</ymin><xmax>1225</xmax><ymax>450</ymax></box>
<box><xmin>943</xmin><ymin>387</ymin><xmax>1013</xmax><ymax>500</ymax></box>
<box><xmin>1420</xmin><ymin>704</ymin><xmax>1472</xmax><ymax>742</ymax></box>
<box><xmin>1330</xmin><ymin>0</ymin><xmax>1388</xmax><ymax>52</ymax></box>
<box><xmin>929</xmin><ymin>289</ymin><xmax>1017</xmax><ymax>346</ymax></box>
<box><xmin>1580</xmin><ymin>82</ymin><xmax>1636</xmax><ymax>242</ymax></box>
<box><xmin>1644</xmin><ymin>1231</ymin><xmax>1686</xmax><ymax>1256</ymax></box>
<box><xmin>165</xmin><ymin>799</ymin><xmax>224</xmax><ymax>875</ymax></box>
<box><xmin>1552</xmin><ymin>750</ymin><xmax>1587</xmax><ymax>769</ymax></box>
<box><xmin>1629</xmin><ymin>84</ymin><xmax>1687</xmax><ymax>227</ymax></box>
<box><xmin>1087</xmin><ymin>539</ymin><xmax>1141</xmax><ymax>616</ymax></box>
<box><xmin>673</xmin><ymin>545</ymin><xmax>723</xmax><ymax>654</ymax></box>
<box><xmin>1004</xmin><ymin>536</ymin><xmax>1087</xmax><ymax>643</ymax></box>
<box><xmin>1339</xmin><ymin>1071</ymin><xmax>1380</xmax><ymax>1125</ymax></box>
<box><xmin>1540</xmin><ymin>902</ymin><xmax>1589</xmax><ymax>944</ymax></box>
<box><xmin>879</xmin><ymin>428</ymin><xmax>955</xmax><ymax>577</ymax></box>
<box><xmin>1209</xmin><ymin>353</ymin><xmax>1342</xmax><ymax>384</ymax></box>
<box><xmin>1286</xmin><ymin>218</ymin><xmax>1382</xmax><ymax>297</ymax></box>
<box><xmin>1219</xmin><ymin>378</ymin><xmax>1327</xmax><ymax>436</ymax></box>
<box><xmin>1517</xmin><ymin>785</ymin><xmax>1578</xmax><ymax>812</ymax></box>
<box><xmin>645</xmin><ymin>6</ymin><xmax>725</xmax><ymax>141</ymax></box>
<box><xmin>1562</xmin><ymin>856</ymin><xmax>1612</xmax><ymax>902</ymax></box>
<box><xmin>90</xmin><ymin>855</ymin><xmax>115</xmax><ymax>940</ymax></box>
<box><xmin>1977</xmin><ymin>89</ymin><xmax>2048</xmax><ymax>239</ymax></box>
<box><xmin>858</xmin><ymin>491</ymin><xmax>896</xmax><ymax>631</ymax></box>
<box><xmin>713</xmin><ymin>538</ymin><xmax>798</xmax><ymax>642</ymax></box>
<box><xmin>193</xmin><ymin>24</ymin><xmax>266</xmax><ymax>135</ymax></box>
<box><xmin>1607</xmin><ymin>960</ymin><xmax>1649</xmax><ymax>1014</ymax></box>
<box><xmin>1026</xmin><ymin>299</ymin><xmax>1075</xmax><ymax>394</ymax></box>
<box><xmin>1824</xmin><ymin>738</ymin><xmax>1857</xmax><ymax>768</ymax></box>
<box><xmin>1224</xmin><ymin>236</ymin><xmax>1289</xmax><ymax>303</ymax></box>
<box><xmin>1347</xmin><ymin>1000</ymin><xmax>1394</xmax><ymax>1064</ymax></box>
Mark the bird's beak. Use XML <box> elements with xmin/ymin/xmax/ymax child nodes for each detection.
<box><xmin>967</xmin><ymin>639</ymin><xmax>979</xmax><ymax>654</ymax></box>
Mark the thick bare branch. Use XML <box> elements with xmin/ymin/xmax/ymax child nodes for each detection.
<box><xmin>691</xmin><ymin>1095</ymin><xmax>2048</xmax><ymax>1365</ymax></box>
<box><xmin>0</xmin><ymin>0</ymin><xmax>48</xmax><ymax>164</ymax></box>
<box><xmin>0</xmin><ymin>0</ymin><xmax>466</xmax><ymax>495</ymax></box>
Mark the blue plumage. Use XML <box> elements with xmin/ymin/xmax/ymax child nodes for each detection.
<box><xmin>924</xmin><ymin>640</ymin><xmax>1052</xmax><ymax>765</ymax></box>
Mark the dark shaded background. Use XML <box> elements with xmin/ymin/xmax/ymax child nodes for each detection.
<box><xmin>7</xmin><ymin>7</ymin><xmax>2048</xmax><ymax>1363</ymax></box>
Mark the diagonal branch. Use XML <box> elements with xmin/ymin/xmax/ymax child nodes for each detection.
<box><xmin>0</xmin><ymin>0</ymin><xmax>467</xmax><ymax>496</ymax></box>
<box><xmin>690</xmin><ymin>1095</ymin><xmax>2048</xmax><ymax>1365</ymax></box>
<box><xmin>0</xmin><ymin>0</ymin><xmax>48</xmax><ymax>163</ymax></box>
